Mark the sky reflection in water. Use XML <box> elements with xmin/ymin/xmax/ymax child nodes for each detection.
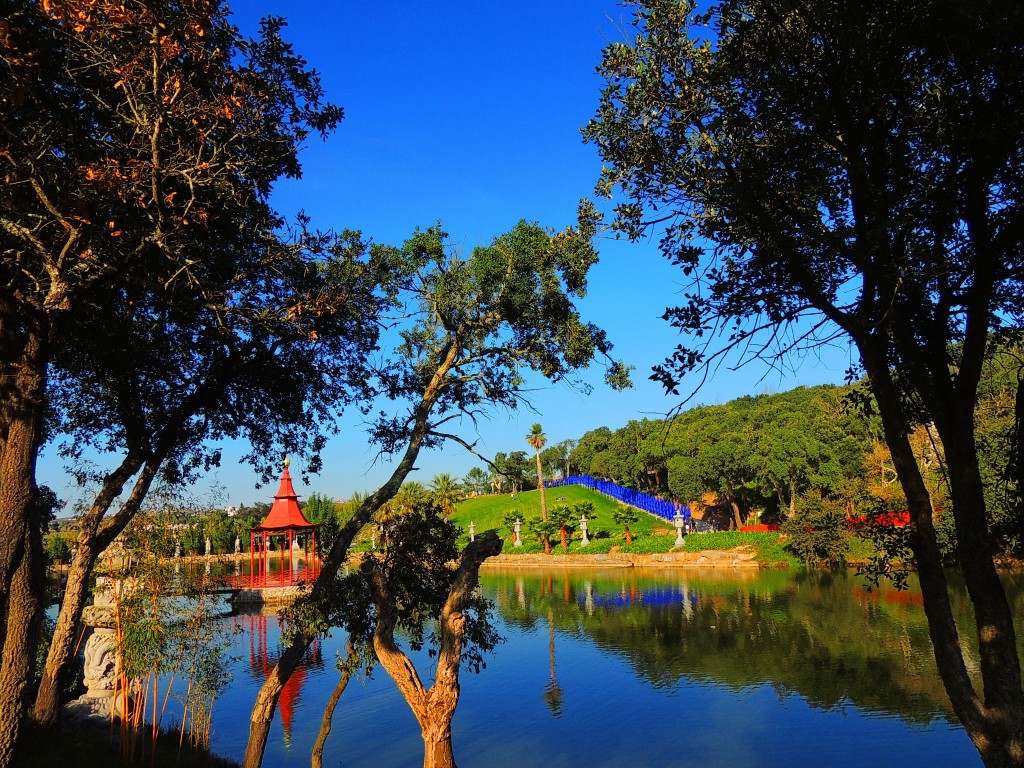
<box><xmin>195</xmin><ymin>567</ymin><xmax>1013</xmax><ymax>767</ymax></box>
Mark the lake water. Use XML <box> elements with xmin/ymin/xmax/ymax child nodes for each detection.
<box><xmin>191</xmin><ymin>567</ymin><xmax>1022</xmax><ymax>767</ymax></box>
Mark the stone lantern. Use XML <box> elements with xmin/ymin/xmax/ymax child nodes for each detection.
<box><xmin>673</xmin><ymin>511</ymin><xmax>686</xmax><ymax>547</ymax></box>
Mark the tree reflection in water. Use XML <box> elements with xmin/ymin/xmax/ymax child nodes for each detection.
<box><xmin>189</xmin><ymin>568</ymin><xmax>1020</xmax><ymax>767</ymax></box>
<box><xmin>543</xmin><ymin>607</ymin><xmax>564</xmax><ymax>717</ymax></box>
<box><xmin>485</xmin><ymin>567</ymin><xmax>1024</xmax><ymax>726</ymax></box>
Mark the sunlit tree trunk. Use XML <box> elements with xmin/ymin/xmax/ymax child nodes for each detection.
<box><xmin>32</xmin><ymin>456</ymin><xmax>155</xmax><ymax>726</ymax></box>
<box><xmin>363</xmin><ymin>533</ymin><xmax>502</xmax><ymax>768</ymax></box>
<box><xmin>0</xmin><ymin>507</ymin><xmax>44</xmax><ymax>768</ymax></box>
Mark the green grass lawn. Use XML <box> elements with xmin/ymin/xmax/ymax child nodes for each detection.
<box><xmin>451</xmin><ymin>485</ymin><xmax>672</xmax><ymax>546</ymax></box>
<box><xmin>353</xmin><ymin>485</ymin><xmax>849</xmax><ymax>567</ymax></box>
<box><xmin>451</xmin><ymin>487</ymin><xmax>805</xmax><ymax>565</ymax></box>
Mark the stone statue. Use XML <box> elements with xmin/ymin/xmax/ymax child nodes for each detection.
<box><xmin>82</xmin><ymin>630</ymin><xmax>117</xmax><ymax>694</ymax></box>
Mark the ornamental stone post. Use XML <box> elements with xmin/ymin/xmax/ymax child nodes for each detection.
<box><xmin>65</xmin><ymin>578</ymin><xmax>125</xmax><ymax>725</ymax></box>
<box><xmin>674</xmin><ymin>512</ymin><xmax>686</xmax><ymax>547</ymax></box>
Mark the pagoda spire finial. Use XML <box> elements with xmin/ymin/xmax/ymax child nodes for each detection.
<box><xmin>283</xmin><ymin>456</ymin><xmax>290</xmax><ymax>469</ymax></box>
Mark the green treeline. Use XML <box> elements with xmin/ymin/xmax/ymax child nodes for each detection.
<box><xmin>557</xmin><ymin>345</ymin><xmax>1023</xmax><ymax>556</ymax></box>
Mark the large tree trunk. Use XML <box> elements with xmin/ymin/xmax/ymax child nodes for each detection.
<box><xmin>422</xmin><ymin>726</ymin><xmax>456</xmax><ymax>768</ymax></box>
<box><xmin>934</xmin><ymin>402</ymin><xmax>1024</xmax><ymax>765</ymax></box>
<box><xmin>0</xmin><ymin>323</ymin><xmax>46</xmax><ymax>636</ymax></box>
<box><xmin>864</xmin><ymin>340</ymin><xmax>1024</xmax><ymax>767</ymax></box>
<box><xmin>0</xmin><ymin>323</ymin><xmax>47</xmax><ymax>768</ymax></box>
<box><xmin>0</xmin><ymin>507</ymin><xmax>44</xmax><ymax>768</ymax></box>
<box><xmin>30</xmin><ymin>543</ymin><xmax>93</xmax><ymax>727</ymax></box>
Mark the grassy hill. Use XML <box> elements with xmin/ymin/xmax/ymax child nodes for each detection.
<box><xmin>450</xmin><ymin>485</ymin><xmax>677</xmax><ymax>554</ymax></box>
<box><xmin>347</xmin><ymin>484</ymin><xmax>797</xmax><ymax>562</ymax></box>
<box><xmin>447</xmin><ymin>485</ymin><xmax>797</xmax><ymax>563</ymax></box>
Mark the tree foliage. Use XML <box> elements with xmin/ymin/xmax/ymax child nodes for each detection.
<box><xmin>780</xmin><ymin>492</ymin><xmax>851</xmax><ymax>567</ymax></box>
<box><xmin>584</xmin><ymin>1</ymin><xmax>1024</xmax><ymax>764</ymax></box>
<box><xmin>462</xmin><ymin>467</ymin><xmax>489</xmax><ymax>497</ymax></box>
<box><xmin>244</xmin><ymin>219</ymin><xmax>629</xmax><ymax>767</ymax></box>
<box><xmin>1</xmin><ymin>0</ymin><xmax>369</xmax><ymax>748</ymax></box>
<box><xmin>428</xmin><ymin>473</ymin><xmax>463</xmax><ymax>518</ymax></box>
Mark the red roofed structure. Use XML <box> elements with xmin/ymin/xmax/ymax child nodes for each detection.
<box><xmin>248</xmin><ymin>458</ymin><xmax>320</xmax><ymax>585</ymax></box>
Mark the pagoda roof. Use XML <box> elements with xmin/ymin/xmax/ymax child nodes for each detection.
<box><xmin>253</xmin><ymin>459</ymin><xmax>316</xmax><ymax>532</ymax></box>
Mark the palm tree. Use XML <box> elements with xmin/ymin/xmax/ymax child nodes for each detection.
<box><xmin>379</xmin><ymin>482</ymin><xmax>425</xmax><ymax>523</ymax></box>
<box><xmin>429</xmin><ymin>473</ymin><xmax>463</xmax><ymax>518</ymax></box>
<box><xmin>526</xmin><ymin>423</ymin><xmax>548</xmax><ymax>522</ymax></box>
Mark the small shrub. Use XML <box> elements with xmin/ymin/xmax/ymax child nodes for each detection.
<box><xmin>781</xmin><ymin>493</ymin><xmax>850</xmax><ymax>566</ymax></box>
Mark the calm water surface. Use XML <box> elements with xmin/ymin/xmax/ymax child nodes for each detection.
<box><xmin>195</xmin><ymin>567</ymin><xmax>1023</xmax><ymax>767</ymax></box>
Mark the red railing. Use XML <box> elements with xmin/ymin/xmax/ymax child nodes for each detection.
<box><xmin>218</xmin><ymin>560</ymin><xmax>322</xmax><ymax>590</ymax></box>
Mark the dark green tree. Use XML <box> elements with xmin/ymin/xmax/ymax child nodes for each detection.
<box><xmin>781</xmin><ymin>492</ymin><xmax>852</xmax><ymax>567</ymax></box>
<box><xmin>527</xmin><ymin>515</ymin><xmax>559</xmax><ymax>555</ymax></box>
<box><xmin>549</xmin><ymin>504</ymin><xmax>575</xmax><ymax>551</ymax></box>
<box><xmin>428</xmin><ymin>473</ymin><xmax>464</xmax><ymax>518</ymax></box>
<box><xmin>569</xmin><ymin>426</ymin><xmax>613</xmax><ymax>478</ymax></box>
<box><xmin>584</xmin><ymin>1</ymin><xmax>1024</xmax><ymax>763</ymax></box>
<box><xmin>974</xmin><ymin>343</ymin><xmax>1024</xmax><ymax>555</ymax></box>
<box><xmin>496</xmin><ymin>450</ymin><xmax>532</xmax><ymax>494</ymax></box>
<box><xmin>1</xmin><ymin>0</ymin><xmax>371</xmax><ymax>748</ymax></box>
<box><xmin>666</xmin><ymin>403</ymin><xmax>758</xmax><ymax>528</ymax></box>
<box><xmin>303</xmin><ymin>493</ymin><xmax>342</xmax><ymax>554</ymax></box>
<box><xmin>543</xmin><ymin>439</ymin><xmax>577</xmax><ymax>481</ymax></box>
<box><xmin>462</xmin><ymin>467</ymin><xmax>490</xmax><ymax>497</ymax></box>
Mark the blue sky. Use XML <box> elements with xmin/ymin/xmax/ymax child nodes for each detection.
<box><xmin>41</xmin><ymin>1</ymin><xmax>853</xmax><ymax>508</ymax></box>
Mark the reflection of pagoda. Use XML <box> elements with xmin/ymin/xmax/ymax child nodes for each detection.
<box><xmin>245</xmin><ymin>612</ymin><xmax>323</xmax><ymax>743</ymax></box>
<box><xmin>248</xmin><ymin>458</ymin><xmax>321</xmax><ymax>586</ymax></box>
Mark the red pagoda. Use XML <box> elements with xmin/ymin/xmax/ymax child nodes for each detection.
<box><xmin>248</xmin><ymin>458</ymin><xmax>321</xmax><ymax>585</ymax></box>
